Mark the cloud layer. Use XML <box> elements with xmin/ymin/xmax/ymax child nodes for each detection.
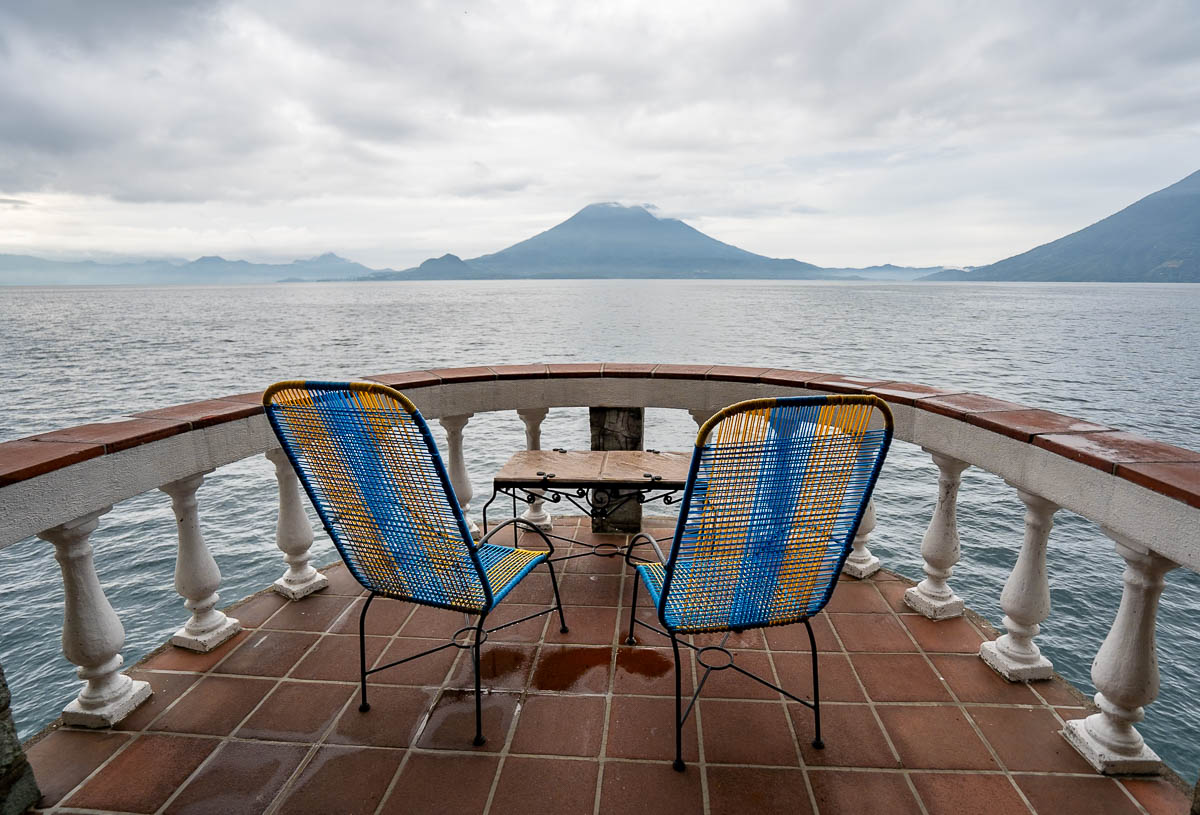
<box><xmin>2</xmin><ymin>0</ymin><xmax>1198</xmax><ymax>267</ymax></box>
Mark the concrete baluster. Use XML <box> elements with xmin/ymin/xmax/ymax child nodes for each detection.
<box><xmin>161</xmin><ymin>474</ymin><xmax>241</xmax><ymax>651</ymax></box>
<box><xmin>979</xmin><ymin>488</ymin><xmax>1058</xmax><ymax>680</ymax></box>
<box><xmin>1063</xmin><ymin>532</ymin><xmax>1177</xmax><ymax>774</ymax></box>
<box><xmin>842</xmin><ymin>499</ymin><xmax>881</xmax><ymax>579</ymax></box>
<box><xmin>440</xmin><ymin>413</ymin><xmax>480</xmax><ymax>539</ymax></box>
<box><xmin>516</xmin><ymin>407</ymin><xmax>553</xmax><ymax>530</ymax></box>
<box><xmin>904</xmin><ymin>452</ymin><xmax>969</xmax><ymax>618</ymax></box>
<box><xmin>688</xmin><ymin>408</ymin><xmax>716</xmax><ymax>429</ymax></box>
<box><xmin>266</xmin><ymin>448</ymin><xmax>329</xmax><ymax>600</ymax></box>
<box><xmin>38</xmin><ymin>508</ymin><xmax>152</xmax><ymax>727</ymax></box>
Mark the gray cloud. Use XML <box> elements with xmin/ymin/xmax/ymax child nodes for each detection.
<box><xmin>0</xmin><ymin>0</ymin><xmax>1197</xmax><ymax>266</ymax></box>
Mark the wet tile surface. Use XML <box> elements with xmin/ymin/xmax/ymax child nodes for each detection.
<box><xmin>26</xmin><ymin>534</ymin><xmax>1193</xmax><ymax>815</ymax></box>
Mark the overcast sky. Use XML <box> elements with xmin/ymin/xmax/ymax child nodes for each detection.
<box><xmin>1</xmin><ymin>1</ymin><xmax>1197</xmax><ymax>269</ymax></box>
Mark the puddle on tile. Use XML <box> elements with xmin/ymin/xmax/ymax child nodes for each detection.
<box><xmin>616</xmin><ymin>647</ymin><xmax>672</xmax><ymax>678</ymax></box>
<box><xmin>531</xmin><ymin>647</ymin><xmax>610</xmax><ymax>691</ymax></box>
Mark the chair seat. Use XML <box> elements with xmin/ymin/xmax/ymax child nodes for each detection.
<box><xmin>478</xmin><ymin>543</ymin><xmax>547</xmax><ymax>604</ymax></box>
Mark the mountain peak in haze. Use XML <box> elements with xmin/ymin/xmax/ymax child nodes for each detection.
<box><xmin>925</xmin><ymin>169</ymin><xmax>1200</xmax><ymax>282</ymax></box>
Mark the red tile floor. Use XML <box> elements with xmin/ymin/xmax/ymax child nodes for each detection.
<box><xmin>23</xmin><ymin>518</ymin><xmax>1193</xmax><ymax>814</ymax></box>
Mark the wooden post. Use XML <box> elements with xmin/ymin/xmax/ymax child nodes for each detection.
<box><xmin>589</xmin><ymin>406</ymin><xmax>643</xmax><ymax>533</ymax></box>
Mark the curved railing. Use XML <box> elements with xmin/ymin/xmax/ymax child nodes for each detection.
<box><xmin>1</xmin><ymin>363</ymin><xmax>1198</xmax><ymax>780</ymax></box>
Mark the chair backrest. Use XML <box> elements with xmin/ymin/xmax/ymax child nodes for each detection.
<box><xmin>263</xmin><ymin>381</ymin><xmax>492</xmax><ymax>612</ymax></box>
<box><xmin>660</xmin><ymin>395</ymin><xmax>892</xmax><ymax>632</ymax></box>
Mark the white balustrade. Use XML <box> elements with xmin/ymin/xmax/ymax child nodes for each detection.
<box><xmin>160</xmin><ymin>474</ymin><xmax>242</xmax><ymax>652</ymax></box>
<box><xmin>38</xmin><ymin>509</ymin><xmax>151</xmax><ymax>727</ymax></box>
<box><xmin>842</xmin><ymin>499</ymin><xmax>881</xmax><ymax>579</ymax></box>
<box><xmin>1063</xmin><ymin>532</ymin><xmax>1177</xmax><ymax>774</ymax></box>
<box><xmin>688</xmin><ymin>408</ymin><xmax>716</xmax><ymax>428</ymax></box>
<box><xmin>266</xmin><ymin>448</ymin><xmax>329</xmax><ymax>600</ymax></box>
<box><xmin>516</xmin><ymin>408</ymin><xmax>553</xmax><ymax>531</ymax></box>
<box><xmin>440</xmin><ymin>413</ymin><xmax>480</xmax><ymax>539</ymax></box>
<box><xmin>904</xmin><ymin>451</ymin><xmax>968</xmax><ymax>618</ymax></box>
<box><xmin>980</xmin><ymin>488</ymin><xmax>1058</xmax><ymax>681</ymax></box>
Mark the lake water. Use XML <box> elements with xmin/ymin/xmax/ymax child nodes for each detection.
<box><xmin>1</xmin><ymin>280</ymin><xmax>1198</xmax><ymax>782</ymax></box>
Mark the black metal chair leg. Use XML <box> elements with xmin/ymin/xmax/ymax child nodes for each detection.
<box><xmin>545</xmin><ymin>561</ymin><xmax>569</xmax><ymax>634</ymax></box>
<box><xmin>670</xmin><ymin>632</ymin><xmax>685</xmax><ymax>772</ymax></box>
<box><xmin>805</xmin><ymin>618</ymin><xmax>823</xmax><ymax>749</ymax></box>
<box><xmin>473</xmin><ymin>616</ymin><xmax>487</xmax><ymax>746</ymax></box>
<box><xmin>358</xmin><ymin>593</ymin><xmax>376</xmax><ymax>712</ymax></box>
<box><xmin>626</xmin><ymin>576</ymin><xmax>640</xmax><ymax>645</ymax></box>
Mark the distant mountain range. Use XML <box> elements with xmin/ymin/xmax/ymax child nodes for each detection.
<box><xmin>924</xmin><ymin>169</ymin><xmax>1200</xmax><ymax>282</ymax></box>
<box><xmin>0</xmin><ymin>252</ymin><xmax>375</xmax><ymax>285</ymax></box>
<box><xmin>364</xmin><ymin>203</ymin><xmax>947</xmax><ymax>281</ymax></box>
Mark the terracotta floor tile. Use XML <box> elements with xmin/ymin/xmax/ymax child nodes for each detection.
<box><xmin>320</xmin><ymin>562</ymin><xmax>368</xmax><ymax>595</ymax></box>
<box><xmin>486</xmin><ymin>603</ymin><xmax>553</xmax><ymax>643</ymax></box>
<box><xmin>910</xmin><ymin>772</ymin><xmax>1031</xmax><ymax>815</ymax></box>
<box><xmin>163</xmin><ymin>740</ymin><xmax>307</xmax><ymax>815</ymax></box>
<box><xmin>25</xmin><ymin>729</ymin><xmax>132</xmax><ymax>807</ymax></box>
<box><xmin>829</xmin><ymin>613</ymin><xmax>918</xmax><ymax>652</ymax></box>
<box><xmin>696</xmin><ymin>650</ymin><xmax>780</xmax><ymax>700</ymax></box>
<box><xmin>290</xmin><ymin>633</ymin><xmax>389</xmax><ymax>682</ymax></box>
<box><xmin>1121</xmin><ymin>778</ymin><xmax>1195</xmax><ymax>815</ymax></box>
<box><xmin>599</xmin><ymin>761</ymin><xmax>704</xmax><ymax>815</ymax></box>
<box><xmin>877</xmin><ymin>580</ymin><xmax>915</xmax><ymax>613</ymax></box>
<box><xmin>214</xmin><ymin>630</ymin><xmax>319</xmax><ymax>677</ymax></box>
<box><xmin>416</xmin><ymin>689</ymin><xmax>519</xmax><ymax>751</ymax></box>
<box><xmin>969</xmin><ymin>706</ymin><xmax>1096</xmax><ymax>773</ymax></box>
<box><xmin>489</xmin><ymin>756</ymin><xmax>599</xmax><ymax>815</ymax></box>
<box><xmin>544</xmin><ymin>605</ymin><xmax>619</xmax><ymax>645</ymax></box>
<box><xmin>326</xmin><ymin>685</ymin><xmax>437</xmax><ymax>748</ymax></box>
<box><xmin>825</xmin><ymin>581</ymin><xmax>892</xmax><ymax>613</ymax></box>
<box><xmin>876</xmin><ymin>705</ymin><xmax>999</xmax><ymax>770</ymax></box>
<box><xmin>929</xmin><ymin>654</ymin><xmax>1041</xmax><ymax>704</ymax></box>
<box><xmin>1015</xmin><ymin>774</ymin><xmax>1144</xmax><ymax>815</ymax></box>
<box><xmin>901</xmin><ymin>614</ymin><xmax>987</xmax><ymax>653</ymax></box>
<box><xmin>510</xmin><ymin>694</ymin><xmax>606</xmax><ymax>757</ymax></box>
<box><xmin>558</xmin><ymin>573</ymin><xmax>623</xmax><ymax>606</ymax></box>
<box><xmin>154</xmin><ymin>675</ymin><xmax>275</xmax><ymax>736</ymax></box>
<box><xmin>699</xmin><ymin>699</ymin><xmax>799</xmax><ymax>766</ymax></box>
<box><xmin>64</xmin><ymin>734</ymin><xmax>217</xmax><ymax>813</ymax></box>
<box><xmin>447</xmin><ymin>643</ymin><xmax>537</xmax><ymax>692</ymax></box>
<box><xmin>370</xmin><ymin>636</ymin><xmax>461</xmax><ymax>686</ymax></box>
<box><xmin>264</xmin><ymin>594</ymin><xmax>355</xmax><ymax>632</ymax></box>
<box><xmin>851</xmin><ymin>653</ymin><xmax>953</xmax><ymax>702</ymax></box>
<box><xmin>791</xmin><ymin>703</ymin><xmax>899</xmax><ymax>768</ymax></box>
<box><xmin>771</xmin><ymin>651</ymin><xmax>865</xmax><ymax>702</ymax></box>
<box><xmin>613</xmin><ymin>645</ymin><xmax>691</xmax><ymax>696</ymax></box>
<box><xmin>763</xmin><ymin>615</ymin><xmax>839</xmax><ymax>651</ymax></box>
<box><xmin>529</xmin><ymin>644</ymin><xmax>612</xmax><ymax>693</ymax></box>
<box><xmin>690</xmin><ymin>627</ymin><xmax>767</xmax><ymax>650</ymax></box>
<box><xmin>1032</xmin><ymin>676</ymin><xmax>1090</xmax><ymax>707</ymax></box>
<box><xmin>236</xmin><ymin>681</ymin><xmax>354</xmax><ymax>742</ymax></box>
<box><xmin>331</xmin><ymin>596</ymin><xmax>414</xmax><ymax>636</ymax></box>
<box><xmin>706</xmin><ymin>765</ymin><xmax>812</xmax><ymax>815</ymax></box>
<box><xmin>272</xmin><ymin>745</ymin><xmax>404</xmax><ymax>815</ymax></box>
<box><xmin>503</xmin><ymin>573</ymin><xmax>554</xmax><ymax>605</ymax></box>
<box><xmin>141</xmin><ymin>631</ymin><xmax>250</xmax><ymax>672</ymax></box>
<box><xmin>606</xmin><ymin>695</ymin><xmax>699</xmax><ymax>762</ymax></box>
<box><xmin>402</xmin><ymin>603</ymin><xmax>477</xmax><ymax>638</ymax></box>
<box><xmin>117</xmin><ymin>671</ymin><xmax>200</xmax><ymax>732</ymax></box>
<box><xmin>381</xmin><ymin>752</ymin><xmax>499</xmax><ymax>815</ymax></box>
<box><xmin>562</xmin><ymin>547</ymin><xmax>627</xmax><ymax>574</ymax></box>
<box><xmin>807</xmin><ymin>769</ymin><xmax>923</xmax><ymax>815</ymax></box>
<box><xmin>223</xmin><ymin>591</ymin><xmax>288</xmax><ymax>628</ymax></box>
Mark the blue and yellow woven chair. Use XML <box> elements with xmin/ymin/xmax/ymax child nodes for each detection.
<box><xmin>263</xmin><ymin>381</ymin><xmax>568</xmax><ymax>746</ymax></box>
<box><xmin>624</xmin><ymin>394</ymin><xmax>892</xmax><ymax>770</ymax></box>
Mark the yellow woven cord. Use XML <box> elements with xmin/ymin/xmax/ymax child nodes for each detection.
<box><xmin>272</xmin><ymin>385</ymin><xmax>411</xmax><ymax>597</ymax></box>
<box><xmin>350</xmin><ymin>388</ymin><xmax>471</xmax><ymax>598</ymax></box>
<box><xmin>483</xmin><ymin>547</ymin><xmax>547</xmax><ymax>592</ymax></box>
<box><xmin>664</xmin><ymin>396</ymin><xmax>887</xmax><ymax>632</ymax></box>
<box><xmin>769</xmin><ymin>401</ymin><xmax>873</xmax><ymax>622</ymax></box>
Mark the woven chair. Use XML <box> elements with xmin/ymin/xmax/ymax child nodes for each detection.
<box><xmin>263</xmin><ymin>380</ymin><xmax>568</xmax><ymax>746</ymax></box>
<box><xmin>624</xmin><ymin>394</ymin><xmax>892</xmax><ymax>770</ymax></box>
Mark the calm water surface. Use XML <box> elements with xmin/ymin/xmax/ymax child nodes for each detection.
<box><xmin>1</xmin><ymin>280</ymin><xmax>1198</xmax><ymax>781</ymax></box>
